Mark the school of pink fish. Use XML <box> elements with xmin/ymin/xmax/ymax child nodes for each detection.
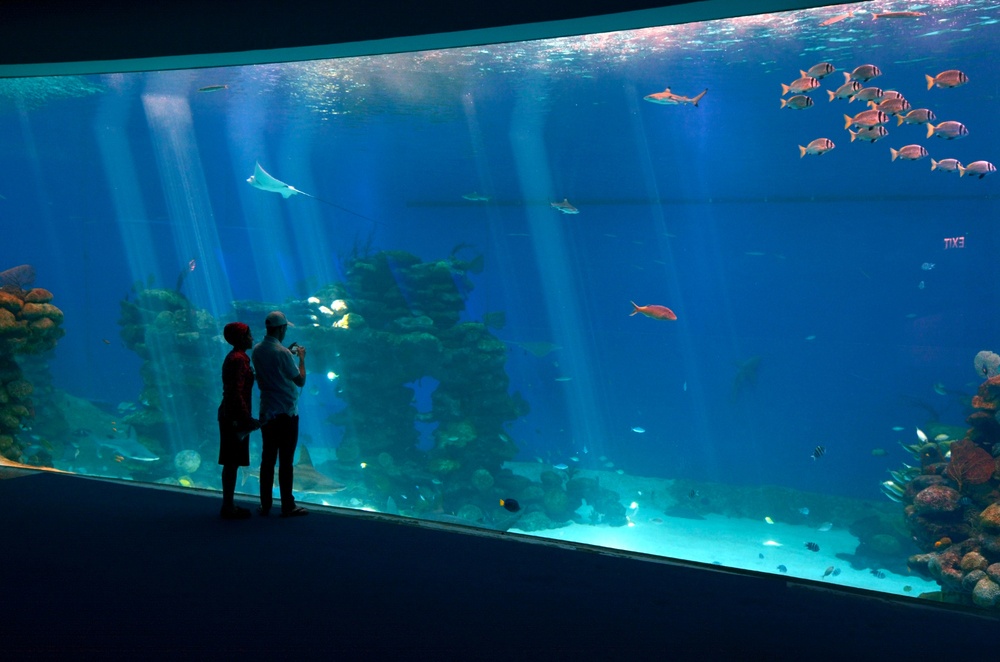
<box><xmin>783</xmin><ymin>19</ymin><xmax>994</xmax><ymax>179</ymax></box>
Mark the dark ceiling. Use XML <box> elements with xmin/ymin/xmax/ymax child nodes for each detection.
<box><xmin>0</xmin><ymin>0</ymin><xmax>833</xmax><ymax>70</ymax></box>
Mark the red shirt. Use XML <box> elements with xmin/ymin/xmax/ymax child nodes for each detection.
<box><xmin>219</xmin><ymin>348</ymin><xmax>255</xmax><ymax>426</ymax></box>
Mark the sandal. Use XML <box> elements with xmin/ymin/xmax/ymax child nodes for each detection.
<box><xmin>281</xmin><ymin>507</ymin><xmax>309</xmax><ymax>518</ymax></box>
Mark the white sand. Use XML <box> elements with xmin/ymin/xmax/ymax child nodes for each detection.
<box><xmin>506</xmin><ymin>462</ymin><xmax>939</xmax><ymax>596</ymax></box>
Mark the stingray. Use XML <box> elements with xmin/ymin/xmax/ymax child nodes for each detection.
<box><xmin>246</xmin><ymin>162</ymin><xmax>381</xmax><ymax>227</ymax></box>
<box><xmin>247</xmin><ymin>161</ymin><xmax>319</xmax><ymax>200</ymax></box>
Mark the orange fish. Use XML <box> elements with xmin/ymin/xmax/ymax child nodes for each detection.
<box><xmin>630</xmin><ymin>301</ymin><xmax>677</xmax><ymax>321</ymax></box>
<box><xmin>934</xmin><ymin>536</ymin><xmax>952</xmax><ymax>549</ymax></box>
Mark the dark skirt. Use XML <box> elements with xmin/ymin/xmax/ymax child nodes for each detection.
<box><xmin>218</xmin><ymin>420</ymin><xmax>250</xmax><ymax>466</ymax></box>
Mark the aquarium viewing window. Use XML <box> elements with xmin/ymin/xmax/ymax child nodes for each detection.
<box><xmin>1</xmin><ymin>0</ymin><xmax>999</xmax><ymax>612</ymax></box>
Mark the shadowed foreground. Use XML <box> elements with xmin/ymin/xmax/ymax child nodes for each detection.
<box><xmin>0</xmin><ymin>471</ymin><xmax>993</xmax><ymax>657</ymax></box>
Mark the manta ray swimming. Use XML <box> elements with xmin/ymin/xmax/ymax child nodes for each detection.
<box><xmin>246</xmin><ymin>162</ymin><xmax>381</xmax><ymax>227</ymax></box>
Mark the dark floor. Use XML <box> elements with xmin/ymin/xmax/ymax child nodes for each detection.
<box><xmin>1</xmin><ymin>470</ymin><xmax>995</xmax><ymax>658</ymax></box>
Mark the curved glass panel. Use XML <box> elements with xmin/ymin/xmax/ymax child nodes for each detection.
<box><xmin>1</xmin><ymin>0</ymin><xmax>998</xmax><ymax>610</ymax></box>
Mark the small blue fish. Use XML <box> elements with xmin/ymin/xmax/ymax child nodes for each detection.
<box><xmin>777</xmin><ymin>565</ymin><xmax>788</xmax><ymax>573</ymax></box>
<box><xmin>631</xmin><ymin>427</ymin><xmax>646</xmax><ymax>434</ymax></box>
<box><xmin>921</xmin><ymin>262</ymin><xmax>935</xmax><ymax>270</ymax></box>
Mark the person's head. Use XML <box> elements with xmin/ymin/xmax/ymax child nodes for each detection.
<box><xmin>223</xmin><ymin>322</ymin><xmax>253</xmax><ymax>350</ymax></box>
<box><xmin>264</xmin><ymin>310</ymin><xmax>288</xmax><ymax>341</ymax></box>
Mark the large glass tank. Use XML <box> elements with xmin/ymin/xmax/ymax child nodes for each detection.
<box><xmin>2</xmin><ymin>0</ymin><xmax>999</xmax><ymax>610</ymax></box>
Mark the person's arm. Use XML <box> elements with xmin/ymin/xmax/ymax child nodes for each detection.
<box><xmin>292</xmin><ymin>345</ymin><xmax>306</xmax><ymax>387</ymax></box>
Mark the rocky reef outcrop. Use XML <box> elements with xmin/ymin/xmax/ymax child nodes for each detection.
<box><xmin>235</xmin><ymin>249</ymin><xmax>620</xmax><ymax>529</ymax></box>
<box><xmin>891</xmin><ymin>351</ymin><xmax>1000</xmax><ymax>608</ymax></box>
<box><xmin>0</xmin><ymin>265</ymin><xmax>66</xmax><ymax>463</ymax></box>
<box><xmin>118</xmin><ymin>287</ymin><xmax>221</xmax><ymax>465</ymax></box>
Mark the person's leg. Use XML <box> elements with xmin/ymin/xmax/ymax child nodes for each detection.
<box><xmin>259</xmin><ymin>420</ymin><xmax>279</xmax><ymax>513</ymax></box>
<box><xmin>277</xmin><ymin>415</ymin><xmax>299</xmax><ymax>513</ymax></box>
<box><xmin>221</xmin><ymin>464</ymin><xmax>238</xmax><ymax>508</ymax></box>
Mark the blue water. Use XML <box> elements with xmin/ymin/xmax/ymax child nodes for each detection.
<box><xmin>1</xmin><ymin>0</ymin><xmax>997</xmax><ymax>512</ymax></box>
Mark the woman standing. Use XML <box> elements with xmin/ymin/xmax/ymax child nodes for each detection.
<box><xmin>218</xmin><ymin>322</ymin><xmax>260</xmax><ymax>519</ymax></box>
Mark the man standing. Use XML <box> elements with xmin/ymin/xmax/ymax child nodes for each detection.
<box><xmin>252</xmin><ymin>311</ymin><xmax>308</xmax><ymax>517</ymax></box>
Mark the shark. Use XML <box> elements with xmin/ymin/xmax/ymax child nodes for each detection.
<box><xmin>96</xmin><ymin>426</ymin><xmax>160</xmax><ymax>463</ymax></box>
<box><xmin>643</xmin><ymin>87</ymin><xmax>708</xmax><ymax>107</ymax></box>
<box><xmin>462</xmin><ymin>192</ymin><xmax>491</xmax><ymax>202</ymax></box>
<box><xmin>550</xmin><ymin>198</ymin><xmax>580</xmax><ymax>214</ymax></box>
<box><xmin>241</xmin><ymin>445</ymin><xmax>347</xmax><ymax>496</ymax></box>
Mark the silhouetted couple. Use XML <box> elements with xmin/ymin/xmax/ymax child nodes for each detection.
<box><xmin>217</xmin><ymin>311</ymin><xmax>308</xmax><ymax>519</ymax></box>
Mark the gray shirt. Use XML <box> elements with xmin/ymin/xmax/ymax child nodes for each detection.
<box><xmin>251</xmin><ymin>336</ymin><xmax>301</xmax><ymax>421</ymax></box>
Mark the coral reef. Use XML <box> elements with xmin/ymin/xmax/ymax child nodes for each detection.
<box><xmin>118</xmin><ymin>288</ymin><xmax>221</xmax><ymax>466</ymax></box>
<box><xmin>230</xmin><ymin>249</ymin><xmax>624</xmax><ymax>529</ymax></box>
<box><xmin>893</xmin><ymin>350</ymin><xmax>1000</xmax><ymax>608</ymax></box>
<box><xmin>0</xmin><ymin>266</ymin><xmax>66</xmax><ymax>462</ymax></box>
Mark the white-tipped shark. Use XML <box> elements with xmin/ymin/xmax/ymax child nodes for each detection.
<box><xmin>643</xmin><ymin>87</ymin><xmax>708</xmax><ymax>107</ymax></box>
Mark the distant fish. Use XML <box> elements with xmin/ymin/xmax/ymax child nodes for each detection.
<box><xmin>958</xmin><ymin>161</ymin><xmax>997</xmax><ymax>179</ymax></box>
<box><xmin>934</xmin><ymin>433</ymin><xmax>949</xmax><ymax>441</ymax></box>
<box><xmin>798</xmin><ymin>138</ymin><xmax>835</xmax><ymax>157</ymax></box>
<box><xmin>631</xmin><ymin>427</ymin><xmax>646</xmax><ymax>434</ymax></box>
<box><xmin>873</xmin><ymin>11</ymin><xmax>926</xmax><ymax>19</ymax></box>
<box><xmin>849</xmin><ymin>126</ymin><xmax>888</xmax><ymax>143</ymax></box>
<box><xmin>823</xmin><ymin>566</ymin><xmax>836</xmax><ymax>578</ymax></box>
<box><xmin>764</xmin><ymin>517</ymin><xmax>775</xmax><ymax>525</ymax></box>
<box><xmin>777</xmin><ymin>564</ymin><xmax>788</xmax><ymax>573</ymax></box>
<box><xmin>781</xmin><ymin>76</ymin><xmax>820</xmax><ymax>96</ymax></box>
<box><xmin>688</xmin><ymin>489</ymin><xmax>700</xmax><ymax>499</ymax></box>
<box><xmin>780</xmin><ymin>94</ymin><xmax>814</xmax><ymax>110</ymax></box>
<box><xmin>916</xmin><ymin>428</ymin><xmax>928</xmax><ymax>443</ymax></box>
<box><xmin>805</xmin><ymin>542</ymin><xmax>820</xmax><ymax>552</ymax></box>
<box><xmin>893</xmin><ymin>426</ymin><xmax>906</xmax><ymax>431</ymax></box>
<box><xmin>827</xmin><ymin>80</ymin><xmax>862</xmax><ymax>102</ymax></box>
<box><xmin>926</xmin><ymin>121</ymin><xmax>968</xmax><ymax>140</ymax></box>
<box><xmin>818</xmin><ymin>522</ymin><xmax>833</xmax><ymax>531</ymax></box>
<box><xmin>630</xmin><ymin>301</ymin><xmax>677</xmax><ymax>321</ymax></box>
<box><xmin>811</xmin><ymin>445</ymin><xmax>826</xmax><ymax>460</ymax></box>
<box><xmin>462</xmin><ymin>192</ymin><xmax>491</xmax><ymax>202</ymax></box>
<box><xmin>805</xmin><ymin>335</ymin><xmax>816</xmax><ymax>341</ymax></box>
<box><xmin>803</xmin><ymin>63</ymin><xmax>836</xmax><ymax>79</ymax></box>
<box><xmin>926</xmin><ymin>70</ymin><xmax>968</xmax><ymax>90</ymax></box>
<box><xmin>643</xmin><ymin>87</ymin><xmax>708</xmax><ymax>107</ymax></box>
<box><xmin>934</xmin><ymin>536</ymin><xmax>952</xmax><ymax>549</ymax></box>
<box><xmin>499</xmin><ymin>498</ymin><xmax>521</xmax><ymax>512</ymax></box>
<box><xmin>553</xmin><ymin>463</ymin><xmax>569</xmax><ymax>470</ymax></box>
<box><xmin>197</xmin><ymin>84</ymin><xmax>229</xmax><ymax>93</ymax></box>
<box><xmin>847</xmin><ymin>64</ymin><xmax>882</xmax><ymax>82</ymax></box>
<box><xmin>930</xmin><ymin>158</ymin><xmax>963</xmax><ymax>174</ymax></box>
<box><xmin>870</xmin><ymin>569</ymin><xmax>886</xmax><ymax>579</ymax></box>
<box><xmin>897</xmin><ymin>108</ymin><xmax>935</xmax><ymax>126</ymax></box>
<box><xmin>550</xmin><ymin>198</ymin><xmax>579</xmax><ymax>214</ymax></box>
<box><xmin>871</xmin><ymin>448</ymin><xmax>888</xmax><ymax>457</ymax></box>
<box><xmin>798</xmin><ymin>507</ymin><xmax>810</xmax><ymax>516</ymax></box>
<box><xmin>819</xmin><ymin>12</ymin><xmax>853</xmax><ymax>27</ymax></box>
<box><xmin>890</xmin><ymin>145</ymin><xmax>929</xmax><ymax>162</ymax></box>
<box><xmin>833</xmin><ymin>568</ymin><xmax>842</xmax><ymax>576</ymax></box>
<box><xmin>554</xmin><ymin>376</ymin><xmax>573</xmax><ymax>382</ymax></box>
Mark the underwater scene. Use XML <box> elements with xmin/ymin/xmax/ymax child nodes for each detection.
<box><xmin>2</xmin><ymin>0</ymin><xmax>1000</xmax><ymax>608</ymax></box>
